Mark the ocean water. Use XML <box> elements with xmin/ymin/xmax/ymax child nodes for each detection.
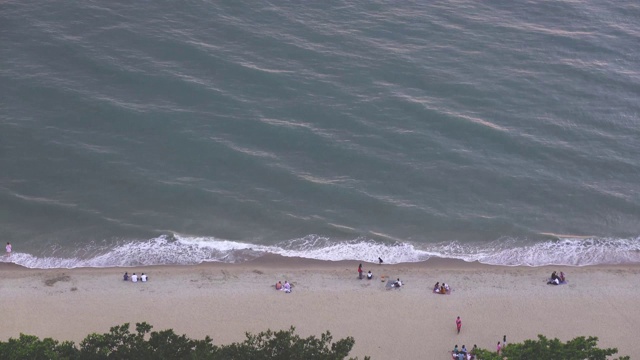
<box><xmin>1</xmin><ymin>0</ymin><xmax>639</xmax><ymax>268</ymax></box>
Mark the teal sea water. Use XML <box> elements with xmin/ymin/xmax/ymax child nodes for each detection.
<box><xmin>1</xmin><ymin>0</ymin><xmax>639</xmax><ymax>268</ymax></box>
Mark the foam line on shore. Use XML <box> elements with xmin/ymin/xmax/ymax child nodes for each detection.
<box><xmin>2</xmin><ymin>234</ymin><xmax>639</xmax><ymax>269</ymax></box>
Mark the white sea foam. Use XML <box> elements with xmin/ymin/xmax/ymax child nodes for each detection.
<box><xmin>2</xmin><ymin>234</ymin><xmax>639</xmax><ymax>269</ymax></box>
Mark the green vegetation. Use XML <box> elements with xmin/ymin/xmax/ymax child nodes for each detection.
<box><xmin>473</xmin><ymin>335</ymin><xmax>629</xmax><ymax>360</ymax></box>
<box><xmin>0</xmin><ymin>325</ymin><xmax>630</xmax><ymax>360</ymax></box>
<box><xmin>0</xmin><ymin>323</ymin><xmax>369</xmax><ymax>360</ymax></box>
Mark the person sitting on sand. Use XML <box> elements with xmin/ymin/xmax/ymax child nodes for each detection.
<box><xmin>434</xmin><ymin>282</ymin><xmax>440</xmax><ymax>293</ymax></box>
<box><xmin>141</xmin><ymin>273</ymin><xmax>147</xmax><ymax>282</ymax></box>
<box><xmin>440</xmin><ymin>284</ymin><xmax>446</xmax><ymax>294</ymax></box>
<box><xmin>284</xmin><ymin>281</ymin><xmax>291</xmax><ymax>293</ymax></box>
<box><xmin>444</xmin><ymin>283</ymin><xmax>451</xmax><ymax>292</ymax></box>
<box><xmin>123</xmin><ymin>272</ymin><xmax>129</xmax><ymax>281</ymax></box>
<box><xmin>451</xmin><ymin>346</ymin><xmax>463</xmax><ymax>360</ymax></box>
<box><xmin>547</xmin><ymin>272</ymin><xmax>561</xmax><ymax>285</ymax></box>
<box><xmin>367</xmin><ymin>270</ymin><xmax>373</xmax><ymax>280</ymax></box>
<box><xmin>559</xmin><ymin>271</ymin><xmax>565</xmax><ymax>283</ymax></box>
<box><xmin>131</xmin><ymin>273</ymin><xmax>138</xmax><ymax>283</ymax></box>
<box><xmin>394</xmin><ymin>278</ymin><xmax>402</xmax><ymax>288</ymax></box>
<box><xmin>275</xmin><ymin>281</ymin><xmax>283</xmax><ymax>290</ymax></box>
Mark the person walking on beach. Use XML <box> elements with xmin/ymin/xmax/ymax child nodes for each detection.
<box><xmin>378</xmin><ymin>257</ymin><xmax>384</xmax><ymax>264</ymax></box>
<box><xmin>5</xmin><ymin>242</ymin><xmax>11</xmax><ymax>256</ymax></box>
<box><xmin>358</xmin><ymin>263</ymin><xmax>363</xmax><ymax>279</ymax></box>
<box><xmin>456</xmin><ymin>316</ymin><xmax>462</xmax><ymax>334</ymax></box>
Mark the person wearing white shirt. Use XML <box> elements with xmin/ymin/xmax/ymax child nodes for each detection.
<box><xmin>141</xmin><ymin>273</ymin><xmax>147</xmax><ymax>282</ymax></box>
<box><xmin>131</xmin><ymin>273</ymin><xmax>138</xmax><ymax>283</ymax></box>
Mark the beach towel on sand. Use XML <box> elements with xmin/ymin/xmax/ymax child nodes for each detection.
<box><xmin>386</xmin><ymin>279</ymin><xmax>403</xmax><ymax>289</ymax></box>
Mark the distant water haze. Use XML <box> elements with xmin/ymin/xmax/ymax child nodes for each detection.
<box><xmin>1</xmin><ymin>0</ymin><xmax>639</xmax><ymax>268</ymax></box>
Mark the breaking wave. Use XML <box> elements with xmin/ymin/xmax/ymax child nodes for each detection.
<box><xmin>2</xmin><ymin>234</ymin><xmax>640</xmax><ymax>269</ymax></box>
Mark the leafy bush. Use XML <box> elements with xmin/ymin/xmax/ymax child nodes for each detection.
<box><xmin>0</xmin><ymin>323</ymin><xmax>369</xmax><ymax>360</ymax></box>
<box><xmin>473</xmin><ymin>335</ymin><xmax>629</xmax><ymax>360</ymax></box>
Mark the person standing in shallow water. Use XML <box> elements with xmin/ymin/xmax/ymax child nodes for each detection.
<box><xmin>5</xmin><ymin>242</ymin><xmax>11</xmax><ymax>256</ymax></box>
<box><xmin>456</xmin><ymin>316</ymin><xmax>462</xmax><ymax>334</ymax></box>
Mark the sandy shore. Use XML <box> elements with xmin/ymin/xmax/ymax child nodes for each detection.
<box><xmin>1</xmin><ymin>255</ymin><xmax>639</xmax><ymax>359</ymax></box>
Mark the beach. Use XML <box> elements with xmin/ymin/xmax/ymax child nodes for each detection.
<box><xmin>1</xmin><ymin>255</ymin><xmax>639</xmax><ymax>359</ymax></box>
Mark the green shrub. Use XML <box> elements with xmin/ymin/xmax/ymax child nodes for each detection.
<box><xmin>473</xmin><ymin>335</ymin><xmax>629</xmax><ymax>360</ymax></box>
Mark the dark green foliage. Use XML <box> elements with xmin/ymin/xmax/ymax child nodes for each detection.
<box><xmin>473</xmin><ymin>335</ymin><xmax>630</xmax><ymax>360</ymax></box>
<box><xmin>0</xmin><ymin>323</ymin><xmax>368</xmax><ymax>360</ymax></box>
<box><xmin>2</xmin><ymin>325</ymin><xmax>630</xmax><ymax>360</ymax></box>
<box><xmin>215</xmin><ymin>327</ymin><xmax>368</xmax><ymax>360</ymax></box>
<box><xmin>0</xmin><ymin>334</ymin><xmax>76</xmax><ymax>360</ymax></box>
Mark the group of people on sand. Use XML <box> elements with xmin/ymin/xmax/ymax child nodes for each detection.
<box><xmin>547</xmin><ymin>271</ymin><xmax>566</xmax><ymax>285</ymax></box>
<box><xmin>433</xmin><ymin>281</ymin><xmax>451</xmax><ymax>294</ymax></box>
<box><xmin>358</xmin><ymin>263</ymin><xmax>375</xmax><ymax>280</ymax></box>
<box><xmin>451</xmin><ymin>336</ymin><xmax>506</xmax><ymax>359</ymax></box>
<box><xmin>123</xmin><ymin>272</ymin><xmax>148</xmax><ymax>283</ymax></box>
<box><xmin>451</xmin><ymin>344</ymin><xmax>477</xmax><ymax>360</ymax></box>
<box><xmin>275</xmin><ymin>280</ymin><xmax>292</xmax><ymax>293</ymax></box>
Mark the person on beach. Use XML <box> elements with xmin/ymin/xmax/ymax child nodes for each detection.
<box><xmin>548</xmin><ymin>271</ymin><xmax>561</xmax><ymax>285</ymax></box>
<box><xmin>358</xmin><ymin>264</ymin><xmax>363</xmax><ymax>279</ymax></box>
<box><xmin>559</xmin><ymin>272</ymin><xmax>565</xmax><ymax>283</ymax></box>
<box><xmin>497</xmin><ymin>341</ymin><xmax>501</xmax><ymax>354</ymax></box>
<box><xmin>275</xmin><ymin>281</ymin><xmax>283</xmax><ymax>290</ymax></box>
<box><xmin>5</xmin><ymin>242</ymin><xmax>11</xmax><ymax>256</ymax></box>
<box><xmin>123</xmin><ymin>272</ymin><xmax>129</xmax><ymax>281</ymax></box>
<box><xmin>444</xmin><ymin>283</ymin><xmax>451</xmax><ymax>293</ymax></box>
<box><xmin>283</xmin><ymin>281</ymin><xmax>291</xmax><ymax>293</ymax></box>
<box><xmin>461</xmin><ymin>344</ymin><xmax>467</xmax><ymax>355</ymax></box>
<box><xmin>141</xmin><ymin>273</ymin><xmax>147</xmax><ymax>282</ymax></box>
<box><xmin>378</xmin><ymin>257</ymin><xmax>384</xmax><ymax>264</ymax></box>
<box><xmin>393</xmin><ymin>278</ymin><xmax>402</xmax><ymax>288</ymax></box>
<box><xmin>503</xmin><ymin>335</ymin><xmax>507</xmax><ymax>347</ymax></box>
<box><xmin>367</xmin><ymin>270</ymin><xmax>372</xmax><ymax>280</ymax></box>
<box><xmin>434</xmin><ymin>282</ymin><xmax>440</xmax><ymax>292</ymax></box>
<box><xmin>131</xmin><ymin>273</ymin><xmax>138</xmax><ymax>283</ymax></box>
<box><xmin>456</xmin><ymin>316</ymin><xmax>462</xmax><ymax>334</ymax></box>
<box><xmin>471</xmin><ymin>344</ymin><xmax>478</xmax><ymax>360</ymax></box>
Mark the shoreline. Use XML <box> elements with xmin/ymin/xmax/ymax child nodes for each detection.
<box><xmin>1</xmin><ymin>255</ymin><xmax>639</xmax><ymax>359</ymax></box>
<box><xmin>4</xmin><ymin>251</ymin><xmax>640</xmax><ymax>270</ymax></box>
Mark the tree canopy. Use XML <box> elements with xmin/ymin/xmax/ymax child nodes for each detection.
<box><xmin>0</xmin><ymin>323</ymin><xmax>369</xmax><ymax>360</ymax></box>
<box><xmin>473</xmin><ymin>335</ymin><xmax>629</xmax><ymax>360</ymax></box>
<box><xmin>0</xmin><ymin>324</ymin><xmax>631</xmax><ymax>360</ymax></box>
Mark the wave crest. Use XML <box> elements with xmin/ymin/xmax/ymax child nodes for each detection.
<box><xmin>2</xmin><ymin>234</ymin><xmax>639</xmax><ymax>269</ymax></box>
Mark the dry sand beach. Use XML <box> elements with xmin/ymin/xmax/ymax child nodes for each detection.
<box><xmin>1</xmin><ymin>255</ymin><xmax>639</xmax><ymax>359</ymax></box>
